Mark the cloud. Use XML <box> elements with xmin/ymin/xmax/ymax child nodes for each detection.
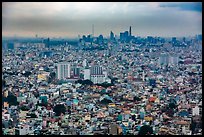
<box><xmin>159</xmin><ymin>2</ymin><xmax>202</xmax><ymax>12</ymax></box>
<box><xmin>2</xmin><ymin>2</ymin><xmax>202</xmax><ymax>38</ymax></box>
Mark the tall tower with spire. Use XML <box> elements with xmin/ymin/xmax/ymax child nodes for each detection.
<box><xmin>129</xmin><ymin>26</ymin><xmax>132</xmax><ymax>37</ymax></box>
<box><xmin>92</xmin><ymin>24</ymin><xmax>94</xmax><ymax>37</ymax></box>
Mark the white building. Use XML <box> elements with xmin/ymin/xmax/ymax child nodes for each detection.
<box><xmin>169</xmin><ymin>56</ymin><xmax>179</xmax><ymax>65</ymax></box>
<box><xmin>159</xmin><ymin>53</ymin><xmax>179</xmax><ymax>66</ymax></box>
<box><xmin>84</xmin><ymin>69</ymin><xmax>91</xmax><ymax>80</ymax></box>
<box><xmin>83</xmin><ymin>59</ymin><xmax>88</xmax><ymax>68</ymax></box>
<box><xmin>56</xmin><ymin>62</ymin><xmax>71</xmax><ymax>80</ymax></box>
<box><xmin>192</xmin><ymin>106</ymin><xmax>200</xmax><ymax>116</ymax></box>
<box><xmin>90</xmin><ymin>75</ymin><xmax>105</xmax><ymax>84</ymax></box>
<box><xmin>90</xmin><ymin>65</ymin><xmax>103</xmax><ymax>75</ymax></box>
<box><xmin>17</xmin><ymin>125</ymin><xmax>34</xmax><ymax>135</ymax></box>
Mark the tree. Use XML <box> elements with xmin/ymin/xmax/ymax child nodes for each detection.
<box><xmin>169</xmin><ymin>102</ymin><xmax>177</xmax><ymax>109</ymax></box>
<box><xmin>27</xmin><ymin>113</ymin><xmax>38</xmax><ymax>118</ymax></box>
<box><xmin>20</xmin><ymin>105</ymin><xmax>30</xmax><ymax>111</ymax></box>
<box><xmin>83</xmin><ymin>79</ymin><xmax>93</xmax><ymax>85</ymax></box>
<box><xmin>96</xmin><ymin>82</ymin><xmax>114</xmax><ymax>88</ymax></box>
<box><xmin>22</xmin><ymin>71</ymin><xmax>32</xmax><ymax>77</ymax></box>
<box><xmin>100</xmin><ymin>98</ymin><xmax>113</xmax><ymax>104</ymax></box>
<box><xmin>134</xmin><ymin>96</ymin><xmax>141</xmax><ymax>101</ymax></box>
<box><xmin>53</xmin><ymin>104</ymin><xmax>66</xmax><ymax>116</ymax></box>
<box><xmin>166</xmin><ymin>109</ymin><xmax>174</xmax><ymax>117</ymax></box>
<box><xmin>75</xmin><ymin>79</ymin><xmax>93</xmax><ymax>85</ymax></box>
<box><xmin>138</xmin><ymin>125</ymin><xmax>153</xmax><ymax>135</ymax></box>
<box><xmin>6</xmin><ymin>94</ymin><xmax>18</xmax><ymax>106</ymax></box>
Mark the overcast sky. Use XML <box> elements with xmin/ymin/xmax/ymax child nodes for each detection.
<box><xmin>2</xmin><ymin>2</ymin><xmax>202</xmax><ymax>38</ymax></box>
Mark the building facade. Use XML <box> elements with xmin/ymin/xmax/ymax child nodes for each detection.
<box><xmin>56</xmin><ymin>62</ymin><xmax>71</xmax><ymax>80</ymax></box>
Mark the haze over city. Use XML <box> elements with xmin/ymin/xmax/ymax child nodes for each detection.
<box><xmin>2</xmin><ymin>2</ymin><xmax>202</xmax><ymax>38</ymax></box>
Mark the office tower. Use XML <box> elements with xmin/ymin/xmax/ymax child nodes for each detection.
<box><xmin>196</xmin><ymin>34</ymin><xmax>202</xmax><ymax>41</ymax></box>
<box><xmin>84</xmin><ymin>69</ymin><xmax>91</xmax><ymax>80</ymax></box>
<box><xmin>183</xmin><ymin>37</ymin><xmax>186</xmax><ymax>42</ymax></box>
<box><xmin>90</xmin><ymin>75</ymin><xmax>105</xmax><ymax>84</ymax></box>
<box><xmin>124</xmin><ymin>31</ymin><xmax>129</xmax><ymax>41</ymax></box>
<box><xmin>169</xmin><ymin>55</ymin><xmax>179</xmax><ymax>65</ymax></box>
<box><xmin>56</xmin><ymin>62</ymin><xmax>71</xmax><ymax>80</ymax></box>
<box><xmin>159</xmin><ymin>53</ymin><xmax>169</xmax><ymax>66</ymax></box>
<box><xmin>44</xmin><ymin>37</ymin><xmax>50</xmax><ymax>48</ymax></box>
<box><xmin>97</xmin><ymin>35</ymin><xmax>104</xmax><ymax>44</ymax></box>
<box><xmin>129</xmin><ymin>26</ymin><xmax>132</xmax><ymax>37</ymax></box>
<box><xmin>82</xmin><ymin>35</ymin><xmax>86</xmax><ymax>42</ymax></box>
<box><xmin>120</xmin><ymin>31</ymin><xmax>128</xmax><ymax>42</ymax></box>
<box><xmin>110</xmin><ymin>31</ymin><xmax>114</xmax><ymax>40</ymax></box>
<box><xmin>87</xmin><ymin>35</ymin><xmax>91</xmax><ymax>42</ymax></box>
<box><xmin>159</xmin><ymin>54</ymin><xmax>179</xmax><ymax>66</ymax></box>
<box><xmin>147</xmin><ymin>36</ymin><xmax>153</xmax><ymax>43</ymax></box>
<box><xmin>90</xmin><ymin>65</ymin><xmax>105</xmax><ymax>84</ymax></box>
<box><xmin>72</xmin><ymin>67</ymin><xmax>80</xmax><ymax>77</ymax></box>
<box><xmin>90</xmin><ymin>65</ymin><xmax>103</xmax><ymax>75</ymax></box>
<box><xmin>120</xmin><ymin>32</ymin><xmax>124</xmax><ymax>41</ymax></box>
<box><xmin>172</xmin><ymin>37</ymin><xmax>177</xmax><ymax>44</ymax></box>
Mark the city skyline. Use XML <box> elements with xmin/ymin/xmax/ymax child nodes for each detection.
<box><xmin>2</xmin><ymin>2</ymin><xmax>202</xmax><ymax>38</ymax></box>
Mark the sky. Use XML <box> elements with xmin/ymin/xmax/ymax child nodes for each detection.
<box><xmin>2</xmin><ymin>2</ymin><xmax>202</xmax><ymax>38</ymax></box>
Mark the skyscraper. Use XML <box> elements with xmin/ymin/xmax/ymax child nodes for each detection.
<box><xmin>159</xmin><ymin>53</ymin><xmax>169</xmax><ymax>66</ymax></box>
<box><xmin>90</xmin><ymin>65</ymin><xmax>103</xmax><ymax>75</ymax></box>
<box><xmin>72</xmin><ymin>67</ymin><xmax>80</xmax><ymax>77</ymax></box>
<box><xmin>90</xmin><ymin>65</ymin><xmax>106</xmax><ymax>84</ymax></box>
<box><xmin>169</xmin><ymin>55</ymin><xmax>179</xmax><ymax>66</ymax></box>
<box><xmin>56</xmin><ymin>62</ymin><xmax>71</xmax><ymax>80</ymax></box>
<box><xmin>110</xmin><ymin>31</ymin><xmax>114</xmax><ymax>40</ymax></box>
<box><xmin>159</xmin><ymin>54</ymin><xmax>179</xmax><ymax>66</ymax></box>
<box><xmin>129</xmin><ymin>26</ymin><xmax>131</xmax><ymax>37</ymax></box>
<box><xmin>84</xmin><ymin>69</ymin><xmax>91</xmax><ymax>80</ymax></box>
<box><xmin>172</xmin><ymin>37</ymin><xmax>177</xmax><ymax>44</ymax></box>
<box><xmin>124</xmin><ymin>31</ymin><xmax>128</xmax><ymax>40</ymax></box>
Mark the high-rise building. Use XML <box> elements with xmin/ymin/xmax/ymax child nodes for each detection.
<box><xmin>72</xmin><ymin>67</ymin><xmax>80</xmax><ymax>77</ymax></box>
<box><xmin>172</xmin><ymin>37</ymin><xmax>177</xmax><ymax>44</ymax></box>
<box><xmin>124</xmin><ymin>31</ymin><xmax>129</xmax><ymax>40</ymax></box>
<box><xmin>84</xmin><ymin>69</ymin><xmax>91</xmax><ymax>80</ymax></box>
<box><xmin>44</xmin><ymin>37</ymin><xmax>50</xmax><ymax>48</ymax></box>
<box><xmin>90</xmin><ymin>65</ymin><xmax>106</xmax><ymax>84</ymax></box>
<box><xmin>90</xmin><ymin>65</ymin><xmax>103</xmax><ymax>75</ymax></box>
<box><xmin>159</xmin><ymin>54</ymin><xmax>179</xmax><ymax>66</ymax></box>
<box><xmin>97</xmin><ymin>35</ymin><xmax>104</xmax><ymax>44</ymax></box>
<box><xmin>90</xmin><ymin>75</ymin><xmax>105</xmax><ymax>84</ymax></box>
<box><xmin>120</xmin><ymin>32</ymin><xmax>124</xmax><ymax>41</ymax></box>
<box><xmin>169</xmin><ymin>56</ymin><xmax>179</xmax><ymax>65</ymax></box>
<box><xmin>56</xmin><ymin>62</ymin><xmax>71</xmax><ymax>80</ymax></box>
<box><xmin>196</xmin><ymin>34</ymin><xmax>202</xmax><ymax>41</ymax></box>
<box><xmin>110</xmin><ymin>31</ymin><xmax>114</xmax><ymax>40</ymax></box>
<box><xmin>120</xmin><ymin>31</ymin><xmax>129</xmax><ymax>42</ymax></box>
<box><xmin>159</xmin><ymin>53</ymin><xmax>169</xmax><ymax>66</ymax></box>
<box><xmin>129</xmin><ymin>26</ymin><xmax>132</xmax><ymax>37</ymax></box>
